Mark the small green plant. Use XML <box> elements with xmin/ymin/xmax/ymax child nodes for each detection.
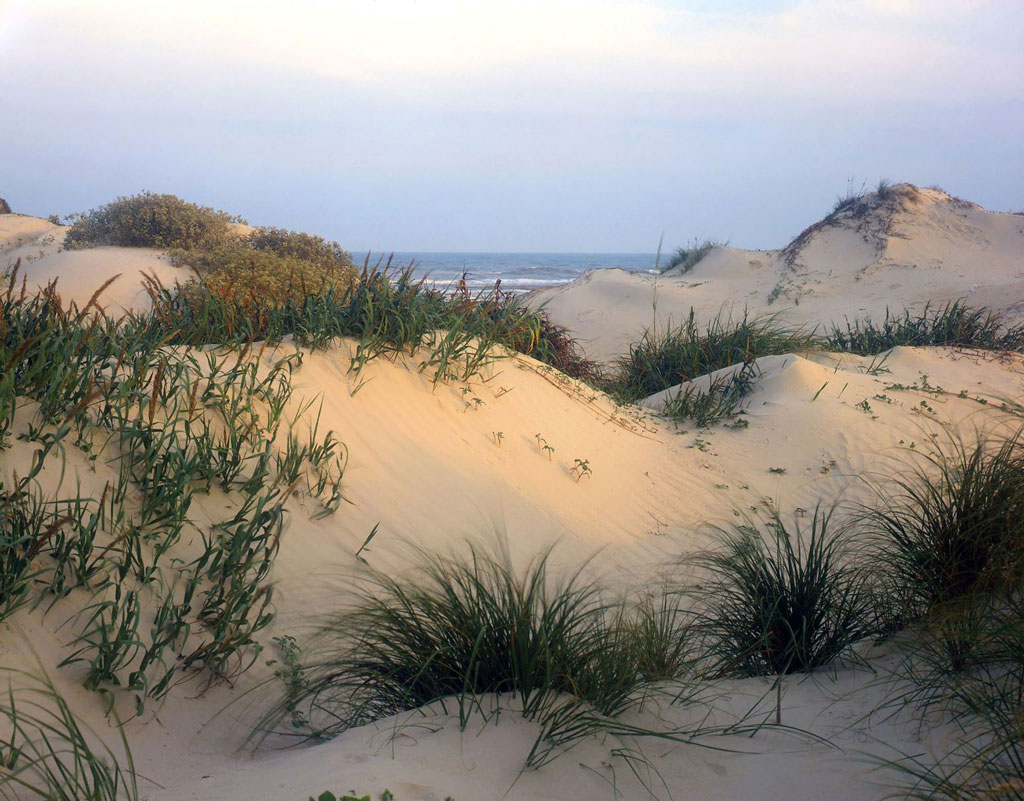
<box><xmin>492</xmin><ymin>431</ymin><xmax>504</xmax><ymax>447</ymax></box>
<box><xmin>768</xmin><ymin>467</ymin><xmax>787</xmax><ymax>475</ymax></box>
<box><xmin>571</xmin><ymin>458</ymin><xmax>592</xmax><ymax>482</ymax></box>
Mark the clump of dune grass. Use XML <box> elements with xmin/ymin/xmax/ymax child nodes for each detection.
<box><xmin>864</xmin><ymin>430</ymin><xmax>1024</xmax><ymax>798</ymax></box>
<box><xmin>0</xmin><ymin>668</ymin><xmax>137</xmax><ymax>801</ymax></box>
<box><xmin>874</xmin><ymin>592</ymin><xmax>1024</xmax><ymax>800</ymax></box>
<box><xmin>827</xmin><ymin>301</ymin><xmax>1024</xmax><ymax>355</ymax></box>
<box><xmin>661</xmin><ymin>239</ymin><xmax>721</xmax><ymax>275</ymax></box>
<box><xmin>662</xmin><ymin>363</ymin><xmax>755</xmax><ymax>428</ymax></box>
<box><xmin>685</xmin><ymin>506</ymin><xmax>875</xmax><ymax>677</ymax></box>
<box><xmin>614</xmin><ymin>309</ymin><xmax>815</xmax><ymax>402</ymax></box>
<box><xmin>256</xmin><ymin>545</ymin><xmax>698</xmax><ymax>765</ymax></box>
<box><xmin>864</xmin><ymin>430</ymin><xmax>1024</xmax><ymax>632</ymax></box>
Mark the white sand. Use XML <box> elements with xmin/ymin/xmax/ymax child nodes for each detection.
<box><xmin>1</xmin><ymin>189</ymin><xmax>1022</xmax><ymax>800</ymax></box>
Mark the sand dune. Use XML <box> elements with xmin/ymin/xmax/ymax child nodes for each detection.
<box><xmin>1</xmin><ymin>191</ymin><xmax>1022</xmax><ymax>800</ymax></box>
<box><xmin>531</xmin><ymin>185</ymin><xmax>1024</xmax><ymax>362</ymax></box>
<box><xmin>1</xmin><ymin>216</ymin><xmax>185</xmax><ymax>313</ymax></box>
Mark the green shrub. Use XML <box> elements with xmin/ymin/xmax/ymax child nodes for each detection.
<box><xmin>0</xmin><ymin>197</ymin><xmax>12</xmax><ymax>214</ymax></box>
<box><xmin>246</xmin><ymin>226</ymin><xmax>354</xmax><ymax>274</ymax></box>
<box><xmin>170</xmin><ymin>240</ymin><xmax>358</xmax><ymax>305</ymax></box>
<box><xmin>613</xmin><ymin>309</ymin><xmax>815</xmax><ymax>402</ymax></box>
<box><xmin>63</xmin><ymin>191</ymin><xmax>233</xmax><ymax>250</ymax></box>
<box><xmin>686</xmin><ymin>506</ymin><xmax>875</xmax><ymax>677</ymax></box>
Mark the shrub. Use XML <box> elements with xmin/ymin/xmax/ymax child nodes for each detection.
<box><xmin>0</xmin><ymin>197</ymin><xmax>11</xmax><ymax>214</ymax></box>
<box><xmin>170</xmin><ymin>240</ymin><xmax>358</xmax><ymax>305</ymax></box>
<box><xmin>63</xmin><ymin>191</ymin><xmax>232</xmax><ymax>250</ymax></box>
<box><xmin>685</xmin><ymin>506</ymin><xmax>875</xmax><ymax>677</ymax></box>
<box><xmin>613</xmin><ymin>309</ymin><xmax>815</xmax><ymax>402</ymax></box>
<box><xmin>827</xmin><ymin>301</ymin><xmax>1024</xmax><ymax>355</ymax></box>
<box><xmin>864</xmin><ymin>430</ymin><xmax>1024</xmax><ymax>629</ymax></box>
<box><xmin>245</xmin><ymin>227</ymin><xmax>354</xmax><ymax>275</ymax></box>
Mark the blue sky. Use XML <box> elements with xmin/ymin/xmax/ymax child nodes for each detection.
<box><xmin>1</xmin><ymin>0</ymin><xmax>1022</xmax><ymax>251</ymax></box>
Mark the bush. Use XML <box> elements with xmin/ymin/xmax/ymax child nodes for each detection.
<box><xmin>685</xmin><ymin>506</ymin><xmax>875</xmax><ymax>677</ymax></box>
<box><xmin>0</xmin><ymin>197</ymin><xmax>11</xmax><ymax>214</ymax></box>
<box><xmin>613</xmin><ymin>309</ymin><xmax>815</xmax><ymax>402</ymax></box>
<box><xmin>170</xmin><ymin>240</ymin><xmax>358</xmax><ymax>305</ymax></box>
<box><xmin>865</xmin><ymin>431</ymin><xmax>1024</xmax><ymax>629</ymax></box>
<box><xmin>245</xmin><ymin>226</ymin><xmax>354</xmax><ymax>275</ymax></box>
<box><xmin>827</xmin><ymin>301</ymin><xmax>1024</xmax><ymax>355</ymax></box>
<box><xmin>63</xmin><ymin>191</ymin><xmax>233</xmax><ymax>251</ymax></box>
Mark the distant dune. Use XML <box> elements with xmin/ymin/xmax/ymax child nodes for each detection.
<box><xmin>531</xmin><ymin>184</ymin><xmax>1024</xmax><ymax>361</ymax></box>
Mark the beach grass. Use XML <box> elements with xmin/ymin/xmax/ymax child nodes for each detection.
<box><xmin>684</xmin><ymin>505</ymin><xmax>875</xmax><ymax>677</ymax></box>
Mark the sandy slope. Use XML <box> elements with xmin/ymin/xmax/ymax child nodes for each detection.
<box><xmin>530</xmin><ymin>185</ymin><xmax>1024</xmax><ymax>362</ymax></box>
<box><xmin>1</xmin><ymin>214</ymin><xmax>185</xmax><ymax>313</ymax></box>
<box><xmin>2</xmin><ymin>336</ymin><xmax>1022</xmax><ymax>801</ymax></box>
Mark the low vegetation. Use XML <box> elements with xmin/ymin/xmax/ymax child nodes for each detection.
<box><xmin>685</xmin><ymin>507</ymin><xmax>874</xmax><ymax>677</ymax></box>
<box><xmin>613</xmin><ymin>309</ymin><xmax>814</xmax><ymax>402</ymax></box>
<box><xmin>257</xmin><ymin>545</ymin><xmax>689</xmax><ymax>766</ymax></box>
<box><xmin>4</xmin><ymin>190</ymin><xmax>1024</xmax><ymax>796</ymax></box>
<box><xmin>662</xmin><ymin>363</ymin><xmax>755</xmax><ymax>428</ymax></box>
<box><xmin>826</xmin><ymin>301</ymin><xmax>1024</xmax><ymax>355</ymax></box>
<box><xmin>0</xmin><ymin>669</ymin><xmax>138</xmax><ymax>801</ymax></box>
<box><xmin>661</xmin><ymin>239</ymin><xmax>720</xmax><ymax>274</ymax></box>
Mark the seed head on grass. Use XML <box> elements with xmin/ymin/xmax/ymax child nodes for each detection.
<box><xmin>684</xmin><ymin>505</ymin><xmax>875</xmax><ymax>677</ymax></box>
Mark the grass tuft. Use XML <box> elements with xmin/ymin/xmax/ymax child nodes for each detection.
<box><xmin>614</xmin><ymin>309</ymin><xmax>814</xmax><ymax>402</ymax></box>
<box><xmin>827</xmin><ymin>301</ymin><xmax>1024</xmax><ymax>355</ymax></box>
<box><xmin>685</xmin><ymin>505</ymin><xmax>875</xmax><ymax>677</ymax></box>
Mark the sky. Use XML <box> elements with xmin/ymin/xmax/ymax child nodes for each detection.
<box><xmin>1</xmin><ymin>0</ymin><xmax>1022</xmax><ymax>252</ymax></box>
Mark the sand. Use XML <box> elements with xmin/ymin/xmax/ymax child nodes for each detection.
<box><xmin>1</xmin><ymin>188</ymin><xmax>1022</xmax><ymax>801</ymax></box>
<box><xmin>1</xmin><ymin>215</ymin><xmax>186</xmax><ymax>313</ymax></box>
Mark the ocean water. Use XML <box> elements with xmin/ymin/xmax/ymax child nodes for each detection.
<box><xmin>365</xmin><ymin>252</ymin><xmax>660</xmax><ymax>294</ymax></box>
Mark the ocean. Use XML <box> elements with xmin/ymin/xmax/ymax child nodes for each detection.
<box><xmin>365</xmin><ymin>252</ymin><xmax>660</xmax><ymax>294</ymax></box>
